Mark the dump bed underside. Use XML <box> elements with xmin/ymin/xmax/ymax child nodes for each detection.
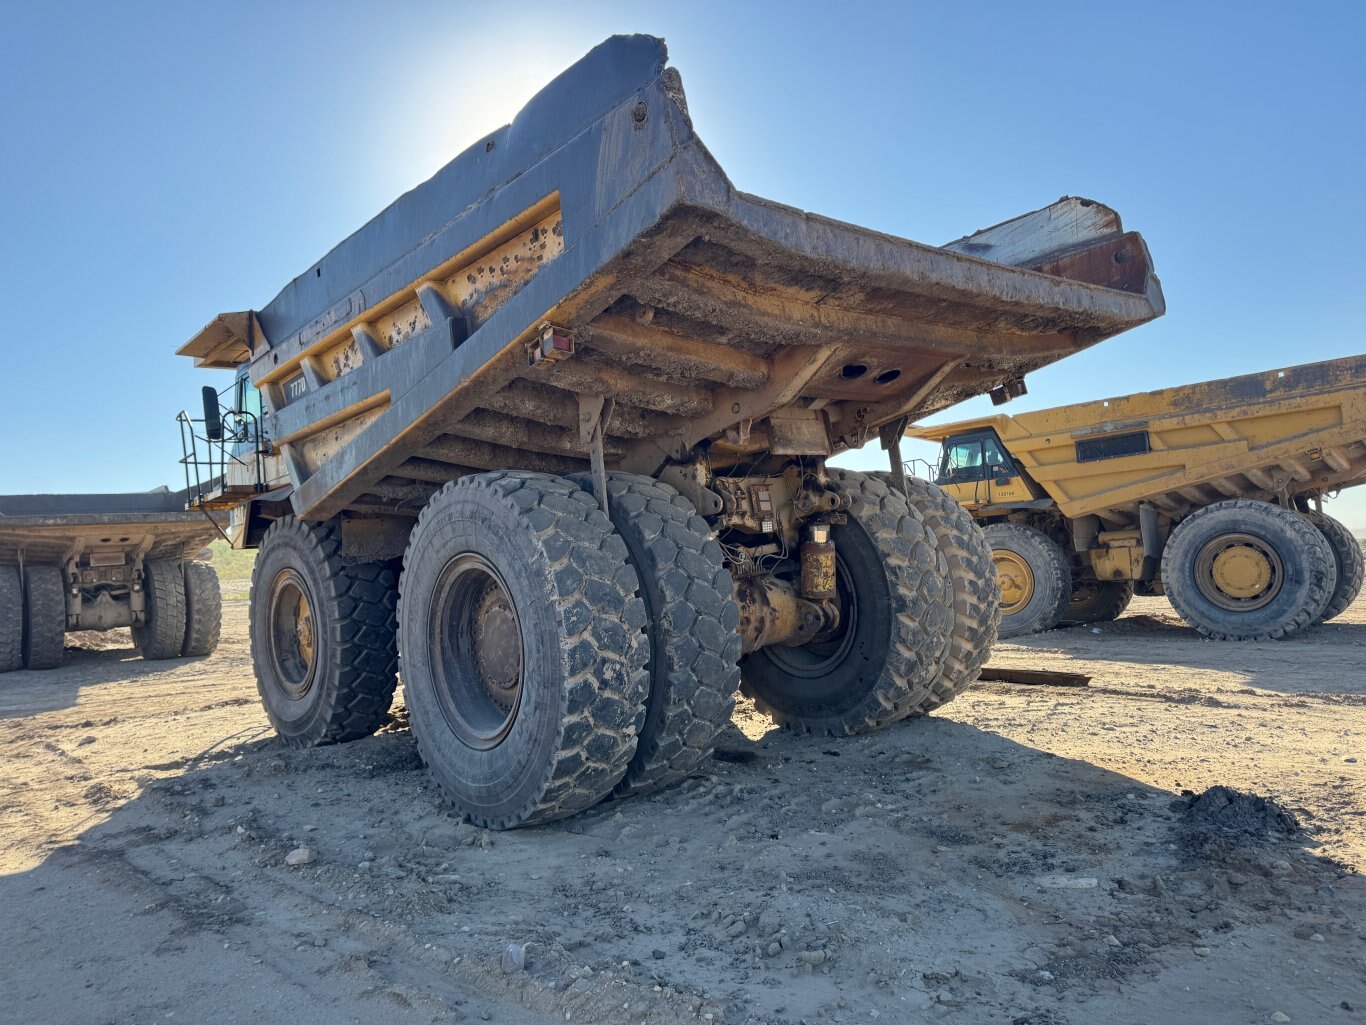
<box><xmin>0</xmin><ymin>490</ymin><xmax>221</xmax><ymax>565</ymax></box>
<box><xmin>180</xmin><ymin>35</ymin><xmax>1164</xmax><ymax>524</ymax></box>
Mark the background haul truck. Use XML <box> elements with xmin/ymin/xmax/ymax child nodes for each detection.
<box><xmin>176</xmin><ymin>36</ymin><xmax>1164</xmax><ymax>828</ymax></box>
<box><xmin>0</xmin><ymin>487</ymin><xmax>223</xmax><ymax>672</ymax></box>
<box><xmin>911</xmin><ymin>355</ymin><xmax>1366</xmax><ymax>640</ymax></box>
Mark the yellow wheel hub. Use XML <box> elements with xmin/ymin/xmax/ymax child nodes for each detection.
<box><xmin>1194</xmin><ymin>531</ymin><xmax>1283</xmax><ymax>612</ymax></box>
<box><xmin>1210</xmin><ymin>545</ymin><xmax>1273</xmax><ymax>599</ymax></box>
<box><xmin>994</xmin><ymin>550</ymin><xmax>1035</xmax><ymax>615</ymax></box>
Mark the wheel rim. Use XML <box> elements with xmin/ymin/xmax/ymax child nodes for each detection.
<box><xmin>994</xmin><ymin>549</ymin><xmax>1035</xmax><ymax>616</ymax></box>
<box><xmin>763</xmin><ymin>556</ymin><xmax>860</xmax><ymax>678</ymax></box>
<box><xmin>430</xmin><ymin>553</ymin><xmax>524</xmax><ymax>750</ymax></box>
<box><xmin>267</xmin><ymin>568</ymin><xmax>317</xmax><ymax>698</ymax></box>
<box><xmin>1194</xmin><ymin>532</ymin><xmax>1283</xmax><ymax>611</ymax></box>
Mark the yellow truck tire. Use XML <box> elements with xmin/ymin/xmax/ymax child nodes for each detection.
<box><xmin>1060</xmin><ymin>580</ymin><xmax>1134</xmax><ymax>626</ymax></box>
<box><xmin>873</xmin><ymin>473</ymin><xmax>999</xmax><ymax>714</ymax></box>
<box><xmin>1162</xmin><ymin>500</ymin><xmax>1336</xmax><ymax>641</ymax></box>
<box><xmin>982</xmin><ymin>524</ymin><xmax>1073</xmax><ymax>638</ymax></box>
<box><xmin>1303</xmin><ymin>511</ymin><xmax>1364</xmax><ymax>623</ymax></box>
<box><xmin>741</xmin><ymin>470</ymin><xmax>951</xmax><ymax>736</ymax></box>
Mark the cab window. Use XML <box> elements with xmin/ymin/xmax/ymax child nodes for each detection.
<box><xmin>235</xmin><ymin>375</ymin><xmax>262</xmax><ymax>420</ymax></box>
<box><xmin>981</xmin><ymin>436</ymin><xmax>1012</xmax><ymax>475</ymax></box>
<box><xmin>938</xmin><ymin>432</ymin><xmax>1013</xmax><ymax>484</ymax></box>
<box><xmin>939</xmin><ymin>437</ymin><xmax>985</xmax><ymax>483</ymax></box>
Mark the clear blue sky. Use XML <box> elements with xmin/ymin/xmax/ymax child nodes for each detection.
<box><xmin>2</xmin><ymin>2</ymin><xmax>1363</xmax><ymax>527</ymax></box>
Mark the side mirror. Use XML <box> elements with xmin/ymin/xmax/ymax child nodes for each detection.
<box><xmin>202</xmin><ymin>386</ymin><xmax>223</xmax><ymax>442</ymax></box>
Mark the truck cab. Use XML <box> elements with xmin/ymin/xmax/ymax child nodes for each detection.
<box><xmin>176</xmin><ymin>356</ymin><xmax>289</xmax><ymax>549</ymax></box>
<box><xmin>933</xmin><ymin>428</ymin><xmax>1040</xmax><ymax>510</ymax></box>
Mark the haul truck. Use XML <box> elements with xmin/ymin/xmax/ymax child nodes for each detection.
<box><xmin>910</xmin><ymin>355</ymin><xmax>1366</xmax><ymax>640</ymax></box>
<box><xmin>0</xmin><ymin>487</ymin><xmax>223</xmax><ymax>672</ymax></box>
<box><xmin>175</xmin><ymin>35</ymin><xmax>1164</xmax><ymax>828</ymax></box>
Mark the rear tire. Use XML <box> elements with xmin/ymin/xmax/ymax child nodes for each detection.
<box><xmin>1163</xmin><ymin>500</ymin><xmax>1335</xmax><ymax>641</ymax></box>
<box><xmin>22</xmin><ymin>564</ymin><xmax>66</xmax><ymax>670</ymax></box>
<box><xmin>132</xmin><ymin>559</ymin><xmax>187</xmax><ymax>661</ymax></box>
<box><xmin>182</xmin><ymin>561</ymin><xmax>223</xmax><ymax>657</ymax></box>
<box><xmin>250</xmin><ymin>517</ymin><xmax>399</xmax><ymax>747</ymax></box>
<box><xmin>1060</xmin><ymin>579</ymin><xmax>1134</xmax><ymax>626</ymax></box>
<box><xmin>398</xmin><ymin>472</ymin><xmax>649</xmax><ymax>828</ymax></box>
<box><xmin>1304</xmin><ymin>511</ymin><xmax>1363</xmax><ymax>623</ymax></box>
<box><xmin>984</xmin><ymin>524</ymin><xmax>1072</xmax><ymax>638</ymax></box>
<box><xmin>873</xmin><ymin>473</ymin><xmax>999</xmax><ymax>715</ymax></box>
<box><xmin>1</xmin><ymin>565</ymin><xmax>24</xmax><ymax>673</ymax></box>
<box><xmin>570</xmin><ymin>472</ymin><xmax>742</xmax><ymax>798</ymax></box>
<box><xmin>740</xmin><ymin>469</ymin><xmax>951</xmax><ymax>736</ymax></box>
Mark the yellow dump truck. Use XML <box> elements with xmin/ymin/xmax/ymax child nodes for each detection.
<box><xmin>909</xmin><ymin>355</ymin><xmax>1366</xmax><ymax>640</ymax></box>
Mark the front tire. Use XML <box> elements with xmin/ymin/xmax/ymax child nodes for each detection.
<box><xmin>250</xmin><ymin>517</ymin><xmax>399</xmax><ymax>747</ymax></box>
<box><xmin>398</xmin><ymin>472</ymin><xmax>649</xmax><ymax>828</ymax></box>
<box><xmin>1162</xmin><ymin>500</ymin><xmax>1336</xmax><ymax>640</ymax></box>
<box><xmin>740</xmin><ymin>469</ymin><xmax>951</xmax><ymax>736</ymax></box>
<box><xmin>983</xmin><ymin>524</ymin><xmax>1072</xmax><ymax>638</ymax></box>
<box><xmin>23</xmin><ymin>564</ymin><xmax>67</xmax><ymax>670</ymax></box>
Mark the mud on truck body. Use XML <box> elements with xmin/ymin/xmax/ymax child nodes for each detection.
<box><xmin>177</xmin><ymin>35</ymin><xmax>1164</xmax><ymax>827</ymax></box>
<box><xmin>0</xmin><ymin>487</ymin><xmax>223</xmax><ymax>673</ymax></box>
<box><xmin>911</xmin><ymin>354</ymin><xmax>1366</xmax><ymax>640</ymax></box>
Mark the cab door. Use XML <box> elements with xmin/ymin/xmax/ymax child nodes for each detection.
<box><xmin>935</xmin><ymin>434</ymin><xmax>992</xmax><ymax>508</ymax></box>
<box><xmin>979</xmin><ymin>433</ymin><xmax>1033</xmax><ymax>505</ymax></box>
<box><xmin>935</xmin><ymin>430</ymin><xmax>1032</xmax><ymax>508</ymax></box>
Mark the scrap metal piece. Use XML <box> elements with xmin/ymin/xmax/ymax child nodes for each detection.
<box><xmin>978</xmin><ymin>667</ymin><xmax>1092</xmax><ymax>687</ymax></box>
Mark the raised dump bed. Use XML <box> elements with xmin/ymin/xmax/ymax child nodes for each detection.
<box><xmin>0</xmin><ymin>488</ymin><xmax>223</xmax><ymax>672</ymax></box>
<box><xmin>177</xmin><ymin>35</ymin><xmax>1165</xmax><ymax>827</ymax></box>
<box><xmin>911</xmin><ymin>354</ymin><xmax>1366</xmax><ymax>640</ymax></box>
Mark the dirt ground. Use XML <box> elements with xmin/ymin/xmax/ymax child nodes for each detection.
<box><xmin>1</xmin><ymin>595</ymin><xmax>1362</xmax><ymax>1025</ymax></box>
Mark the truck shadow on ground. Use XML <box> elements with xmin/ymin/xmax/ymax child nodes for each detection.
<box><xmin>0</xmin><ymin>642</ymin><xmax>222</xmax><ymax>720</ymax></box>
<box><xmin>3</xmin><ymin>707</ymin><xmax>1361</xmax><ymax>1025</ymax></box>
<box><xmin>1017</xmin><ymin>616</ymin><xmax>1366</xmax><ymax>698</ymax></box>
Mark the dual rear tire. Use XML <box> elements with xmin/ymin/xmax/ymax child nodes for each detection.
<box><xmin>740</xmin><ymin>469</ymin><xmax>953</xmax><ymax>735</ymax></box>
<box><xmin>0</xmin><ymin>564</ymin><xmax>65</xmax><ymax>672</ymax></box>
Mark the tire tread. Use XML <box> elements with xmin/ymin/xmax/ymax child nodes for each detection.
<box><xmin>573</xmin><ymin>472</ymin><xmax>741</xmax><ymax>797</ymax></box>
<box><xmin>182</xmin><ymin>561</ymin><xmax>223</xmax><ymax>657</ymax></box>
<box><xmin>878</xmin><ymin>473</ymin><xmax>1000</xmax><ymax>715</ymax></box>
<box><xmin>23</xmin><ymin>564</ymin><xmax>67</xmax><ymax>670</ymax></box>
<box><xmin>252</xmin><ymin>518</ymin><xmax>399</xmax><ymax>745</ymax></box>
<box><xmin>400</xmin><ymin>471</ymin><xmax>649</xmax><ymax>828</ymax></box>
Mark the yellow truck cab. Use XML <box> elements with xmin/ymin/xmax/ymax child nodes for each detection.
<box><xmin>910</xmin><ymin>354</ymin><xmax>1366</xmax><ymax>641</ymax></box>
<box><xmin>933</xmin><ymin>426</ymin><xmax>1042</xmax><ymax>510</ymax></box>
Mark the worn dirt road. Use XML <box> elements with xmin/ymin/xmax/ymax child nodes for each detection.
<box><xmin>2</xmin><ymin>596</ymin><xmax>1362</xmax><ymax>1025</ymax></box>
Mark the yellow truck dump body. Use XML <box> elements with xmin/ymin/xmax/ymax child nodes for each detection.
<box><xmin>910</xmin><ymin>355</ymin><xmax>1366</xmax><ymax>642</ymax></box>
<box><xmin>911</xmin><ymin>354</ymin><xmax>1366</xmax><ymax>524</ymax></box>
